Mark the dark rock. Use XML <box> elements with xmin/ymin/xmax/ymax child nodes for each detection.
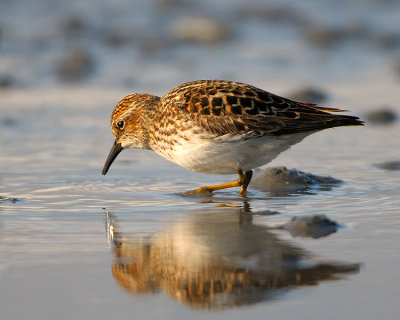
<box><xmin>0</xmin><ymin>74</ymin><xmax>15</xmax><ymax>88</ymax></box>
<box><xmin>156</xmin><ymin>0</ymin><xmax>185</xmax><ymax>11</ymax></box>
<box><xmin>283</xmin><ymin>215</ymin><xmax>339</xmax><ymax>239</ymax></box>
<box><xmin>239</xmin><ymin>5</ymin><xmax>307</xmax><ymax>27</ymax></box>
<box><xmin>373</xmin><ymin>33</ymin><xmax>400</xmax><ymax>50</ymax></box>
<box><xmin>1</xmin><ymin>117</ymin><xmax>18</xmax><ymax>127</ymax></box>
<box><xmin>304</xmin><ymin>27</ymin><xmax>346</xmax><ymax>48</ymax></box>
<box><xmin>288</xmin><ymin>87</ymin><xmax>328</xmax><ymax>104</ymax></box>
<box><xmin>375</xmin><ymin>160</ymin><xmax>400</xmax><ymax>171</ymax></box>
<box><xmin>253</xmin><ymin>166</ymin><xmax>342</xmax><ymax>187</ymax></box>
<box><xmin>55</xmin><ymin>48</ymin><xmax>94</xmax><ymax>82</ymax></box>
<box><xmin>60</xmin><ymin>15</ymin><xmax>85</xmax><ymax>35</ymax></box>
<box><xmin>365</xmin><ymin>108</ymin><xmax>397</xmax><ymax>124</ymax></box>
<box><xmin>105</xmin><ymin>30</ymin><xmax>133</xmax><ymax>47</ymax></box>
<box><xmin>395</xmin><ymin>60</ymin><xmax>400</xmax><ymax>77</ymax></box>
<box><xmin>252</xmin><ymin>167</ymin><xmax>342</xmax><ymax>196</ymax></box>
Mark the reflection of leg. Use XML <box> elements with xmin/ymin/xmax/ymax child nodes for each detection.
<box><xmin>239</xmin><ymin>170</ymin><xmax>253</xmax><ymax>195</ymax></box>
<box><xmin>105</xmin><ymin>210</ymin><xmax>116</xmax><ymax>242</ymax></box>
<box><xmin>104</xmin><ymin>209</ymin><xmax>122</xmax><ymax>244</ymax></box>
<box><xmin>183</xmin><ymin>169</ymin><xmax>252</xmax><ymax>196</ymax></box>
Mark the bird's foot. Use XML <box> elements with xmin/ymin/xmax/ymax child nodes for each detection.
<box><xmin>181</xmin><ymin>187</ymin><xmax>214</xmax><ymax>197</ymax></box>
<box><xmin>181</xmin><ymin>170</ymin><xmax>253</xmax><ymax>197</ymax></box>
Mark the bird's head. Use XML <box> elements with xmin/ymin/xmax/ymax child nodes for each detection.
<box><xmin>102</xmin><ymin>93</ymin><xmax>160</xmax><ymax>175</ymax></box>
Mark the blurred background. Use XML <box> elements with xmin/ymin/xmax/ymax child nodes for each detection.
<box><xmin>1</xmin><ymin>0</ymin><xmax>399</xmax><ymax>97</ymax></box>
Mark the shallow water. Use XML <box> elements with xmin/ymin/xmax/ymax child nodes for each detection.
<box><xmin>1</xmin><ymin>0</ymin><xmax>400</xmax><ymax>319</ymax></box>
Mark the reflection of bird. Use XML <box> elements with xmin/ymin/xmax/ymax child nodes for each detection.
<box><xmin>102</xmin><ymin>80</ymin><xmax>363</xmax><ymax>195</ymax></box>
<box><xmin>106</xmin><ymin>209</ymin><xmax>360</xmax><ymax>310</ymax></box>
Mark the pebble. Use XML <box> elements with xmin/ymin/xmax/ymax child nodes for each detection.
<box><xmin>1</xmin><ymin>117</ymin><xmax>18</xmax><ymax>127</ymax></box>
<box><xmin>55</xmin><ymin>48</ymin><xmax>94</xmax><ymax>82</ymax></box>
<box><xmin>373</xmin><ymin>33</ymin><xmax>400</xmax><ymax>50</ymax></box>
<box><xmin>288</xmin><ymin>87</ymin><xmax>328</xmax><ymax>104</ymax></box>
<box><xmin>365</xmin><ymin>108</ymin><xmax>397</xmax><ymax>124</ymax></box>
<box><xmin>0</xmin><ymin>74</ymin><xmax>15</xmax><ymax>88</ymax></box>
<box><xmin>105</xmin><ymin>30</ymin><xmax>132</xmax><ymax>47</ymax></box>
<box><xmin>304</xmin><ymin>27</ymin><xmax>345</xmax><ymax>48</ymax></box>
<box><xmin>60</xmin><ymin>15</ymin><xmax>85</xmax><ymax>35</ymax></box>
<box><xmin>395</xmin><ymin>59</ymin><xmax>400</xmax><ymax>77</ymax></box>
<box><xmin>169</xmin><ymin>16</ymin><xmax>231</xmax><ymax>44</ymax></box>
<box><xmin>239</xmin><ymin>5</ymin><xmax>307</xmax><ymax>26</ymax></box>
<box><xmin>283</xmin><ymin>215</ymin><xmax>339</xmax><ymax>239</ymax></box>
<box><xmin>375</xmin><ymin>160</ymin><xmax>400</xmax><ymax>171</ymax></box>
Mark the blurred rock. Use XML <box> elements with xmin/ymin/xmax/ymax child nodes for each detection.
<box><xmin>365</xmin><ymin>108</ymin><xmax>397</xmax><ymax>124</ymax></box>
<box><xmin>304</xmin><ymin>26</ymin><xmax>346</xmax><ymax>48</ymax></box>
<box><xmin>373</xmin><ymin>33</ymin><xmax>400</xmax><ymax>50</ymax></box>
<box><xmin>55</xmin><ymin>48</ymin><xmax>94</xmax><ymax>82</ymax></box>
<box><xmin>342</xmin><ymin>21</ymin><xmax>369</xmax><ymax>39</ymax></box>
<box><xmin>0</xmin><ymin>74</ymin><xmax>15</xmax><ymax>88</ymax></box>
<box><xmin>239</xmin><ymin>4</ymin><xmax>307</xmax><ymax>27</ymax></box>
<box><xmin>375</xmin><ymin>160</ymin><xmax>400</xmax><ymax>171</ymax></box>
<box><xmin>157</xmin><ymin>0</ymin><xmax>185</xmax><ymax>11</ymax></box>
<box><xmin>304</xmin><ymin>21</ymin><xmax>400</xmax><ymax>51</ymax></box>
<box><xmin>288</xmin><ymin>87</ymin><xmax>328</xmax><ymax>104</ymax></box>
<box><xmin>283</xmin><ymin>215</ymin><xmax>339</xmax><ymax>239</ymax></box>
<box><xmin>60</xmin><ymin>15</ymin><xmax>85</xmax><ymax>36</ymax></box>
<box><xmin>105</xmin><ymin>30</ymin><xmax>133</xmax><ymax>47</ymax></box>
<box><xmin>169</xmin><ymin>16</ymin><xmax>231</xmax><ymax>44</ymax></box>
<box><xmin>138</xmin><ymin>38</ymin><xmax>169</xmax><ymax>54</ymax></box>
<box><xmin>395</xmin><ymin>59</ymin><xmax>400</xmax><ymax>77</ymax></box>
<box><xmin>1</xmin><ymin>117</ymin><xmax>18</xmax><ymax>127</ymax></box>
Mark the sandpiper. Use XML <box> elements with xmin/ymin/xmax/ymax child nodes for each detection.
<box><xmin>102</xmin><ymin>80</ymin><xmax>363</xmax><ymax>195</ymax></box>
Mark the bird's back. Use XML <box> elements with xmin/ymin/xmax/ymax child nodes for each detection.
<box><xmin>160</xmin><ymin>80</ymin><xmax>363</xmax><ymax>137</ymax></box>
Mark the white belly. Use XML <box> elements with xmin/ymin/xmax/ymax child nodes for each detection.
<box><xmin>153</xmin><ymin>132</ymin><xmax>311</xmax><ymax>174</ymax></box>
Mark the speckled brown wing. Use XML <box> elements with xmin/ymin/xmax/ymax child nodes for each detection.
<box><xmin>161</xmin><ymin>80</ymin><xmax>363</xmax><ymax>136</ymax></box>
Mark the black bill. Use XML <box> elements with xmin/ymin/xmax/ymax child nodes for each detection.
<box><xmin>102</xmin><ymin>140</ymin><xmax>123</xmax><ymax>175</ymax></box>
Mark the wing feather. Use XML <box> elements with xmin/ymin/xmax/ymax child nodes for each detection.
<box><xmin>161</xmin><ymin>80</ymin><xmax>363</xmax><ymax>136</ymax></box>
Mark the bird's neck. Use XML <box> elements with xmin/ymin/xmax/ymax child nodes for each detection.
<box><xmin>140</xmin><ymin>97</ymin><xmax>162</xmax><ymax>151</ymax></box>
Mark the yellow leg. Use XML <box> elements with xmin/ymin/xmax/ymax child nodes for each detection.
<box><xmin>183</xmin><ymin>169</ymin><xmax>253</xmax><ymax>196</ymax></box>
<box><xmin>239</xmin><ymin>170</ymin><xmax>253</xmax><ymax>195</ymax></box>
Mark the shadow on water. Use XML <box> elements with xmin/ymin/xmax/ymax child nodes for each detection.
<box><xmin>104</xmin><ymin>206</ymin><xmax>360</xmax><ymax>310</ymax></box>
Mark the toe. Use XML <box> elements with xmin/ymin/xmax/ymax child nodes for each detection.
<box><xmin>181</xmin><ymin>187</ymin><xmax>213</xmax><ymax>197</ymax></box>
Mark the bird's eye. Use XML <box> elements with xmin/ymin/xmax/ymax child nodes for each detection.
<box><xmin>117</xmin><ymin>121</ymin><xmax>125</xmax><ymax>129</ymax></box>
